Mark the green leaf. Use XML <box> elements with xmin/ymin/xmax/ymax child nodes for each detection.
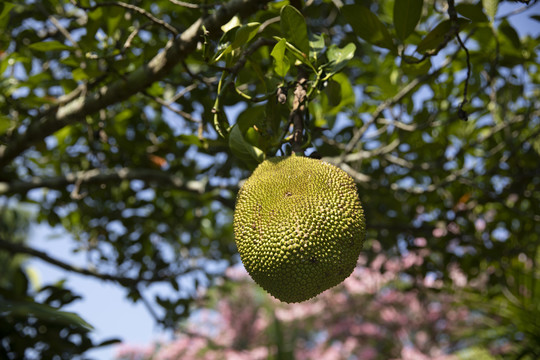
<box><xmin>106</xmin><ymin>5</ymin><xmax>124</xmax><ymax>34</ymax></box>
<box><xmin>280</xmin><ymin>5</ymin><xmax>310</xmax><ymax>55</ymax></box>
<box><xmin>113</xmin><ymin>109</ymin><xmax>132</xmax><ymax>136</ymax></box>
<box><xmin>456</xmin><ymin>2</ymin><xmax>489</xmax><ymax>23</ymax></box>
<box><xmin>213</xmin><ymin>22</ymin><xmax>260</xmax><ymax>65</ymax></box>
<box><xmin>0</xmin><ymin>2</ymin><xmax>15</xmax><ymax>29</ymax></box>
<box><xmin>499</xmin><ymin>20</ymin><xmax>520</xmax><ymax>50</ymax></box>
<box><xmin>322</xmin><ymin>72</ymin><xmax>354</xmax><ymax>116</ymax></box>
<box><xmin>532</xmin><ymin>135</ymin><xmax>540</xmax><ymax>157</ymax></box>
<box><xmin>229</xmin><ymin>124</ymin><xmax>264</xmax><ymax>168</ymax></box>
<box><xmin>54</xmin><ymin>126</ymin><xmax>72</xmax><ymax>147</ymax></box>
<box><xmin>309</xmin><ymin>33</ymin><xmax>325</xmax><ymax>63</ymax></box>
<box><xmin>393</xmin><ymin>0</ymin><xmax>423</xmax><ymax>41</ymax></box>
<box><xmin>72</xmin><ymin>68</ymin><xmax>89</xmax><ymax>81</ymax></box>
<box><xmin>273</xmin><ymin>37</ymin><xmax>316</xmax><ymax>71</ymax></box>
<box><xmin>401</xmin><ymin>56</ymin><xmax>431</xmax><ymax>76</ymax></box>
<box><xmin>221</xmin><ymin>16</ymin><xmax>241</xmax><ymax>32</ymax></box>
<box><xmin>482</xmin><ymin>0</ymin><xmax>498</xmax><ymax>20</ymax></box>
<box><xmin>212</xmin><ymin>27</ymin><xmax>238</xmax><ymax>63</ymax></box>
<box><xmin>0</xmin><ymin>299</ymin><xmax>94</xmax><ymax>331</ymax></box>
<box><xmin>271</xmin><ymin>38</ymin><xmax>290</xmax><ymax>77</ymax></box>
<box><xmin>326</xmin><ymin>43</ymin><xmax>356</xmax><ymax>76</ymax></box>
<box><xmin>231</xmin><ymin>22</ymin><xmax>261</xmax><ymax>49</ymax></box>
<box><xmin>342</xmin><ymin>4</ymin><xmax>396</xmax><ymax>52</ymax></box>
<box><xmin>29</xmin><ymin>40</ymin><xmax>73</xmax><ymax>52</ymax></box>
<box><xmin>416</xmin><ymin>18</ymin><xmax>470</xmax><ymax>54</ymax></box>
<box><xmin>265</xmin><ymin>95</ymin><xmax>284</xmax><ymax>142</ymax></box>
<box><xmin>325</xmin><ymin>80</ymin><xmax>342</xmax><ymax>107</ymax></box>
<box><xmin>0</xmin><ymin>116</ymin><xmax>12</xmax><ymax>136</ymax></box>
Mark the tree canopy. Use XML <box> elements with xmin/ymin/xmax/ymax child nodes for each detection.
<box><xmin>0</xmin><ymin>0</ymin><xmax>539</xmax><ymax>359</ymax></box>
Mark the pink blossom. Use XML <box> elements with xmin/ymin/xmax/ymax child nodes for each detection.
<box><xmin>449</xmin><ymin>263</ymin><xmax>467</xmax><ymax>287</ymax></box>
<box><xmin>424</xmin><ymin>273</ymin><xmax>443</xmax><ymax>288</ymax></box>
<box><xmin>474</xmin><ymin>218</ymin><xmax>486</xmax><ymax>232</ymax></box>
<box><xmin>275</xmin><ymin>301</ymin><xmax>325</xmax><ymax>322</ymax></box>
<box><xmin>415</xmin><ymin>330</ymin><xmax>429</xmax><ymax>348</ymax></box>
<box><xmin>447</xmin><ymin>222</ymin><xmax>460</xmax><ymax>234</ymax></box>
<box><xmin>225</xmin><ymin>264</ymin><xmax>249</xmax><ymax>280</ymax></box>
<box><xmin>115</xmin><ymin>344</ymin><xmax>155</xmax><ymax>360</ymax></box>
<box><xmin>414</xmin><ymin>237</ymin><xmax>427</xmax><ymax>247</ymax></box>
<box><xmin>401</xmin><ymin>252</ymin><xmax>423</xmax><ymax>269</ymax></box>
<box><xmin>400</xmin><ymin>346</ymin><xmax>431</xmax><ymax>360</ymax></box>
<box><xmin>357</xmin><ymin>346</ymin><xmax>378</xmax><ymax>360</ymax></box>
<box><xmin>356</xmin><ymin>323</ymin><xmax>383</xmax><ymax>337</ymax></box>
<box><xmin>371</xmin><ymin>254</ymin><xmax>387</xmax><ymax>270</ymax></box>
<box><xmin>384</xmin><ymin>258</ymin><xmax>401</xmax><ymax>273</ymax></box>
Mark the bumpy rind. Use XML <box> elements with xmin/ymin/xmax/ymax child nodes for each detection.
<box><xmin>233</xmin><ymin>156</ymin><xmax>366</xmax><ymax>303</ymax></box>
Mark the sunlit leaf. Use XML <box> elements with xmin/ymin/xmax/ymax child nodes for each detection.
<box><xmin>482</xmin><ymin>0</ymin><xmax>498</xmax><ymax>20</ymax></box>
<box><xmin>0</xmin><ymin>116</ymin><xmax>12</xmax><ymax>135</ymax></box>
<box><xmin>0</xmin><ymin>2</ymin><xmax>15</xmax><ymax>29</ymax></box>
<box><xmin>326</xmin><ymin>43</ymin><xmax>356</xmax><ymax>76</ymax></box>
<box><xmin>271</xmin><ymin>38</ymin><xmax>290</xmax><ymax>77</ymax></box>
<box><xmin>280</xmin><ymin>5</ymin><xmax>310</xmax><ymax>55</ymax></box>
<box><xmin>309</xmin><ymin>33</ymin><xmax>325</xmax><ymax>63</ymax></box>
<box><xmin>231</xmin><ymin>22</ymin><xmax>261</xmax><ymax>49</ymax></box>
<box><xmin>29</xmin><ymin>41</ymin><xmax>73</xmax><ymax>52</ymax></box>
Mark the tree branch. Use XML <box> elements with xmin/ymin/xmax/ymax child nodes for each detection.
<box><xmin>290</xmin><ymin>67</ymin><xmax>308</xmax><ymax>154</ymax></box>
<box><xmin>0</xmin><ymin>236</ymin><xmax>172</xmax><ymax>286</ymax></box>
<box><xmin>0</xmin><ymin>168</ymin><xmax>206</xmax><ymax>196</ymax></box>
<box><xmin>0</xmin><ymin>0</ymin><xmax>270</xmax><ymax>169</ymax></box>
<box><xmin>342</xmin><ymin>53</ymin><xmax>457</xmax><ymax>157</ymax></box>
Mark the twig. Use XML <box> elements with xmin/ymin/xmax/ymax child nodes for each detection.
<box><xmin>342</xmin><ymin>49</ymin><xmax>459</xmax><ymax>157</ymax></box>
<box><xmin>448</xmin><ymin>0</ymin><xmax>471</xmax><ymax>120</ymax></box>
<box><xmin>170</xmin><ymin>83</ymin><xmax>199</xmax><ymax>103</ymax></box>
<box><xmin>167</xmin><ymin>0</ymin><xmax>201</xmax><ymax>9</ymax></box>
<box><xmin>212</xmin><ymin>37</ymin><xmax>275</xmax><ymax>134</ymax></box>
<box><xmin>496</xmin><ymin>2</ymin><xmax>535</xmax><ymax>20</ymax></box>
<box><xmin>0</xmin><ymin>167</ymin><xmax>207</xmax><ymax>196</ymax></box>
<box><xmin>143</xmin><ymin>92</ymin><xmax>201</xmax><ymax>122</ymax></box>
<box><xmin>456</xmin><ymin>33</ymin><xmax>471</xmax><ymax>120</ymax></box>
<box><xmin>136</xmin><ymin>287</ymin><xmax>164</xmax><ymax>326</ymax></box>
<box><xmin>0</xmin><ymin>0</ymin><xmax>271</xmax><ymax>168</ymax></box>
<box><xmin>71</xmin><ymin>0</ymin><xmax>179</xmax><ymax>36</ymax></box>
<box><xmin>123</xmin><ymin>22</ymin><xmax>154</xmax><ymax>51</ymax></box>
<box><xmin>402</xmin><ymin>0</ymin><xmax>464</xmax><ymax>64</ymax></box>
<box><xmin>47</xmin><ymin>15</ymin><xmax>82</xmax><ymax>50</ymax></box>
<box><xmin>290</xmin><ymin>67</ymin><xmax>308</xmax><ymax>154</ymax></box>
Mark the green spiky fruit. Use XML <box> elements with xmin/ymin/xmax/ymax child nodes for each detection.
<box><xmin>233</xmin><ymin>156</ymin><xmax>366</xmax><ymax>303</ymax></box>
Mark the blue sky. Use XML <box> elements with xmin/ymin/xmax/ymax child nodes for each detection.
<box><xmin>21</xmin><ymin>2</ymin><xmax>540</xmax><ymax>359</ymax></box>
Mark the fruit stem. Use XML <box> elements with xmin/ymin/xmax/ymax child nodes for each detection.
<box><xmin>290</xmin><ymin>67</ymin><xmax>308</xmax><ymax>155</ymax></box>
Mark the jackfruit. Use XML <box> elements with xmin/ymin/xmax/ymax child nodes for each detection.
<box><xmin>233</xmin><ymin>156</ymin><xmax>366</xmax><ymax>303</ymax></box>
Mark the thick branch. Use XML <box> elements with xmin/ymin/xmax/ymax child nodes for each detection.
<box><xmin>0</xmin><ymin>0</ymin><xmax>270</xmax><ymax>168</ymax></box>
<box><xmin>0</xmin><ymin>237</ymin><xmax>171</xmax><ymax>286</ymax></box>
<box><xmin>0</xmin><ymin>167</ymin><xmax>206</xmax><ymax>196</ymax></box>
